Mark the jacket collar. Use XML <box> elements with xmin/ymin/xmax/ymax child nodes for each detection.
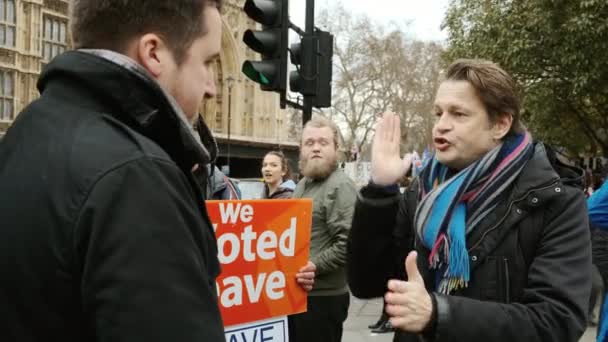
<box><xmin>264</xmin><ymin>181</ymin><xmax>296</xmax><ymax>198</ymax></box>
<box><xmin>37</xmin><ymin>50</ymin><xmax>216</xmax><ymax>172</ymax></box>
<box><xmin>467</xmin><ymin>142</ymin><xmax>584</xmax><ymax>237</ymax></box>
<box><xmin>508</xmin><ymin>142</ymin><xmax>584</xmax><ymax>207</ymax></box>
<box><xmin>465</xmin><ymin>142</ymin><xmax>583</xmax><ymax>265</ymax></box>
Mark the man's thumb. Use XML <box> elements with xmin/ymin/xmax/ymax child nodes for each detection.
<box><xmin>405</xmin><ymin>251</ymin><xmax>424</xmax><ymax>284</ymax></box>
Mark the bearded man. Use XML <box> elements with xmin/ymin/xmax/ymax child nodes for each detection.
<box><xmin>288</xmin><ymin>116</ymin><xmax>358</xmax><ymax>342</ymax></box>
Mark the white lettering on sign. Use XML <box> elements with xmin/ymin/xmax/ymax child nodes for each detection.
<box><xmin>217</xmin><ymin>233</ymin><xmax>240</xmax><ymax>264</ymax></box>
<box><xmin>257</xmin><ymin>231</ymin><xmax>277</xmax><ymax>260</ymax></box>
<box><xmin>221</xmin><ymin>276</ymin><xmax>242</xmax><ymax>307</ymax></box>
<box><xmin>240</xmin><ymin>204</ymin><xmax>254</xmax><ymax>223</ymax></box>
<box><xmin>216</xmin><ymin>218</ymin><xmax>297</xmax><ymax>264</ymax></box>
<box><xmin>242</xmin><ymin>225</ymin><xmax>257</xmax><ymax>261</ymax></box>
<box><xmin>219</xmin><ymin>203</ymin><xmax>254</xmax><ymax>224</ymax></box>
<box><xmin>279</xmin><ymin>218</ymin><xmax>296</xmax><ymax>257</ymax></box>
<box><xmin>266</xmin><ymin>271</ymin><xmax>286</xmax><ymax>300</ymax></box>
<box><xmin>218</xmin><ymin>271</ymin><xmax>287</xmax><ymax>307</ymax></box>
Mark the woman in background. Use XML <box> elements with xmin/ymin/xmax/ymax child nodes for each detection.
<box><xmin>261</xmin><ymin>151</ymin><xmax>296</xmax><ymax>199</ymax></box>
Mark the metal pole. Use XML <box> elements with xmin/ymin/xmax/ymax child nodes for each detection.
<box><xmin>303</xmin><ymin>94</ymin><xmax>313</xmax><ymax>125</ymax></box>
<box><xmin>302</xmin><ymin>0</ymin><xmax>315</xmax><ymax>125</ymax></box>
<box><xmin>227</xmin><ymin>89</ymin><xmax>231</xmax><ymax>169</ymax></box>
<box><xmin>226</xmin><ymin>76</ymin><xmax>234</xmax><ymax>175</ymax></box>
<box><xmin>305</xmin><ymin>0</ymin><xmax>314</xmax><ymax>36</ymax></box>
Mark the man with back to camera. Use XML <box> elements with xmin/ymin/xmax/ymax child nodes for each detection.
<box><xmin>0</xmin><ymin>1</ymin><xmax>229</xmax><ymax>341</ymax></box>
<box><xmin>348</xmin><ymin>59</ymin><xmax>592</xmax><ymax>342</ymax></box>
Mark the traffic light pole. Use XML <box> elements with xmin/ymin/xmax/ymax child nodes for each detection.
<box><xmin>302</xmin><ymin>0</ymin><xmax>315</xmax><ymax>125</ymax></box>
<box><xmin>242</xmin><ymin>0</ymin><xmax>331</xmax><ymax>126</ymax></box>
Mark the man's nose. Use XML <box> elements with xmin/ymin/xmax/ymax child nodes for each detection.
<box><xmin>434</xmin><ymin>113</ymin><xmax>452</xmax><ymax>133</ymax></box>
<box><xmin>204</xmin><ymin>79</ymin><xmax>217</xmax><ymax>99</ymax></box>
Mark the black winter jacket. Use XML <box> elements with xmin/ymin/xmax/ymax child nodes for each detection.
<box><xmin>0</xmin><ymin>51</ymin><xmax>224</xmax><ymax>341</ymax></box>
<box><xmin>348</xmin><ymin>143</ymin><xmax>591</xmax><ymax>342</ymax></box>
<box><xmin>262</xmin><ymin>180</ymin><xmax>296</xmax><ymax>199</ymax></box>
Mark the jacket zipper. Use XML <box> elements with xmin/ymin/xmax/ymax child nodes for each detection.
<box><xmin>503</xmin><ymin>258</ymin><xmax>511</xmax><ymax>303</ymax></box>
<box><xmin>468</xmin><ymin>181</ymin><xmax>559</xmax><ymax>252</ymax></box>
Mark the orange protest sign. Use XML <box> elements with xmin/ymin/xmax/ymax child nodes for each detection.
<box><xmin>206</xmin><ymin>199</ymin><xmax>312</xmax><ymax>327</ymax></box>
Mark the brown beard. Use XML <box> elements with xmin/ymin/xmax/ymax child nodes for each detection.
<box><xmin>299</xmin><ymin>155</ymin><xmax>338</xmax><ymax>180</ymax></box>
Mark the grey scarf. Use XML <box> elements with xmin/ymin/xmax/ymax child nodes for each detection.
<box><xmin>78</xmin><ymin>49</ymin><xmax>213</xmax><ymax>163</ymax></box>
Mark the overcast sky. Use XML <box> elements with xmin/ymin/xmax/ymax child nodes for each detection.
<box><xmin>290</xmin><ymin>0</ymin><xmax>449</xmax><ymax>42</ymax></box>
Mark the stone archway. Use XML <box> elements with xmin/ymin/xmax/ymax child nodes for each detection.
<box><xmin>203</xmin><ymin>18</ymin><xmax>241</xmax><ymax>133</ymax></box>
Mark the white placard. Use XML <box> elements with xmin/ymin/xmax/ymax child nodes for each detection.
<box><xmin>225</xmin><ymin>316</ymin><xmax>288</xmax><ymax>342</ymax></box>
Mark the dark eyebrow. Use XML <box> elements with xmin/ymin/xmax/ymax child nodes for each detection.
<box><xmin>448</xmin><ymin>105</ymin><xmax>468</xmax><ymax>112</ymax></box>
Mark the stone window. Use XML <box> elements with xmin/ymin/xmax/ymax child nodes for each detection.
<box><xmin>215</xmin><ymin>110</ymin><xmax>222</xmax><ymax>131</ymax></box>
<box><xmin>42</xmin><ymin>15</ymin><xmax>67</xmax><ymax>61</ymax></box>
<box><xmin>241</xmin><ymin>112</ymin><xmax>247</xmax><ymax>135</ymax></box>
<box><xmin>0</xmin><ymin>69</ymin><xmax>14</xmax><ymax>120</ymax></box>
<box><xmin>0</xmin><ymin>0</ymin><xmax>16</xmax><ymax>48</ymax></box>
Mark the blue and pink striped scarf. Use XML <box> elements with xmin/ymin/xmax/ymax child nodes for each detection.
<box><xmin>415</xmin><ymin>132</ymin><xmax>534</xmax><ymax>294</ymax></box>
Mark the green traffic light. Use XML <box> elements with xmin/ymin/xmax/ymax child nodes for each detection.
<box><xmin>241</xmin><ymin>0</ymin><xmax>288</xmax><ymax>93</ymax></box>
<box><xmin>242</xmin><ymin>61</ymin><xmax>271</xmax><ymax>85</ymax></box>
<box><xmin>260</xmin><ymin>74</ymin><xmax>270</xmax><ymax>84</ymax></box>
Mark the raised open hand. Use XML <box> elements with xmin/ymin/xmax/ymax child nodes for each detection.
<box><xmin>371</xmin><ymin>112</ymin><xmax>412</xmax><ymax>186</ymax></box>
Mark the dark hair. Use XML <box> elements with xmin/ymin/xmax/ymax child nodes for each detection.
<box><xmin>445</xmin><ymin>59</ymin><xmax>524</xmax><ymax>137</ymax></box>
<box><xmin>264</xmin><ymin>151</ymin><xmax>292</xmax><ymax>181</ymax></box>
<box><xmin>71</xmin><ymin>0</ymin><xmax>222</xmax><ymax>64</ymax></box>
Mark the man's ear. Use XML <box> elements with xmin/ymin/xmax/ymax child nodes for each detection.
<box><xmin>134</xmin><ymin>33</ymin><xmax>172</xmax><ymax>78</ymax></box>
<box><xmin>492</xmin><ymin>113</ymin><xmax>513</xmax><ymax>140</ymax></box>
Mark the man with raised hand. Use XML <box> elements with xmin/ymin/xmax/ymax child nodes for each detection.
<box><xmin>348</xmin><ymin>59</ymin><xmax>591</xmax><ymax>342</ymax></box>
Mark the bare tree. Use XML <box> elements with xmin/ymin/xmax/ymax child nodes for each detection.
<box><xmin>317</xmin><ymin>7</ymin><xmax>380</xmax><ymax>157</ymax></box>
<box><xmin>286</xmin><ymin>108</ymin><xmax>303</xmax><ymax>142</ymax></box>
<box><xmin>317</xmin><ymin>3</ymin><xmax>443</xmax><ymax>160</ymax></box>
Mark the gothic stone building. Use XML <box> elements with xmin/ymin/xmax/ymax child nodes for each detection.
<box><xmin>0</xmin><ymin>0</ymin><xmax>298</xmax><ymax>177</ymax></box>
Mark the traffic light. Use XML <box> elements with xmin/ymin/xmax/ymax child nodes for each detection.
<box><xmin>314</xmin><ymin>30</ymin><xmax>333</xmax><ymax>108</ymax></box>
<box><xmin>289</xmin><ymin>35</ymin><xmax>316</xmax><ymax>96</ymax></box>
<box><xmin>242</xmin><ymin>0</ymin><xmax>289</xmax><ymax>93</ymax></box>
<box><xmin>289</xmin><ymin>29</ymin><xmax>333</xmax><ymax>108</ymax></box>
